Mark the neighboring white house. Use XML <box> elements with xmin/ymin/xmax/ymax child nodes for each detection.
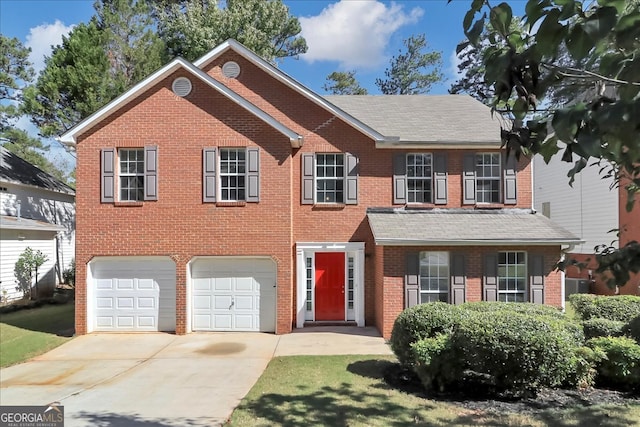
<box><xmin>0</xmin><ymin>147</ymin><xmax>75</xmax><ymax>301</ymax></box>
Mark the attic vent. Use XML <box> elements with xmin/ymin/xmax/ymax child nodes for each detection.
<box><xmin>172</xmin><ymin>77</ymin><xmax>192</xmax><ymax>97</ymax></box>
<box><xmin>222</xmin><ymin>61</ymin><xmax>241</xmax><ymax>78</ymax></box>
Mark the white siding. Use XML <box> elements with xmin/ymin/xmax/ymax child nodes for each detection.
<box><xmin>0</xmin><ymin>182</ymin><xmax>75</xmax><ymax>273</ymax></box>
<box><xmin>533</xmin><ymin>153</ymin><xmax>618</xmax><ymax>254</ymax></box>
<box><xmin>0</xmin><ymin>229</ymin><xmax>58</xmax><ymax>301</ymax></box>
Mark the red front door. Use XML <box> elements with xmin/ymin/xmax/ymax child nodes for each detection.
<box><xmin>315</xmin><ymin>252</ymin><xmax>345</xmax><ymax>321</ymax></box>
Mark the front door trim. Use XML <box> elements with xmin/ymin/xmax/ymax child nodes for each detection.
<box><xmin>295</xmin><ymin>242</ymin><xmax>365</xmax><ymax>328</ymax></box>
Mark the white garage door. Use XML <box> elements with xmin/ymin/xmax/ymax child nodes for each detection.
<box><xmin>191</xmin><ymin>258</ymin><xmax>276</xmax><ymax>332</ymax></box>
<box><xmin>91</xmin><ymin>257</ymin><xmax>176</xmax><ymax>332</ymax></box>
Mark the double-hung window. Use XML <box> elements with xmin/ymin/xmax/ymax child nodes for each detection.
<box><xmin>316</xmin><ymin>153</ymin><xmax>344</xmax><ymax>203</ymax></box>
<box><xmin>419</xmin><ymin>251</ymin><xmax>449</xmax><ymax>303</ymax></box>
<box><xmin>119</xmin><ymin>149</ymin><xmax>144</xmax><ymax>202</ymax></box>
<box><xmin>100</xmin><ymin>146</ymin><xmax>158</xmax><ymax>203</ymax></box>
<box><xmin>393</xmin><ymin>153</ymin><xmax>447</xmax><ymax>205</ymax></box>
<box><xmin>463</xmin><ymin>151</ymin><xmax>517</xmax><ymax>205</ymax></box>
<box><xmin>475</xmin><ymin>153</ymin><xmax>501</xmax><ymax>203</ymax></box>
<box><xmin>202</xmin><ymin>147</ymin><xmax>260</xmax><ymax>203</ymax></box>
<box><xmin>301</xmin><ymin>152</ymin><xmax>358</xmax><ymax>205</ymax></box>
<box><xmin>498</xmin><ymin>251</ymin><xmax>527</xmax><ymax>302</ymax></box>
<box><xmin>407</xmin><ymin>153</ymin><xmax>433</xmax><ymax>203</ymax></box>
<box><xmin>219</xmin><ymin>148</ymin><xmax>246</xmax><ymax>201</ymax></box>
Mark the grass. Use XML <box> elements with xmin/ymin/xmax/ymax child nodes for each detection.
<box><xmin>0</xmin><ymin>302</ymin><xmax>75</xmax><ymax>368</ymax></box>
<box><xmin>227</xmin><ymin>355</ymin><xmax>640</xmax><ymax>427</ymax></box>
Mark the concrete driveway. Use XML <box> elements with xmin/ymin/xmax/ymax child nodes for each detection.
<box><xmin>0</xmin><ymin>328</ymin><xmax>391</xmax><ymax>427</ymax></box>
<box><xmin>0</xmin><ymin>333</ymin><xmax>279</xmax><ymax>427</ymax></box>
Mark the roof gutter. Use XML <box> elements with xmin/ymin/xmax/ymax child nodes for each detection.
<box><xmin>375</xmin><ymin>140</ymin><xmax>502</xmax><ymax>149</ymax></box>
<box><xmin>374</xmin><ymin>238</ymin><xmax>585</xmax><ymax>246</ymax></box>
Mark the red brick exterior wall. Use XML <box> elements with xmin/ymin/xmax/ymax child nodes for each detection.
<box><xmin>376</xmin><ymin>245</ymin><xmax>564</xmax><ymax>338</ymax></box>
<box><xmin>74</xmin><ymin>48</ymin><xmax>553</xmax><ymax>336</ymax></box>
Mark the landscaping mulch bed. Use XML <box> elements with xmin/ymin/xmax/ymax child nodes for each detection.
<box><xmin>384</xmin><ymin>363</ymin><xmax>640</xmax><ymax>414</ymax></box>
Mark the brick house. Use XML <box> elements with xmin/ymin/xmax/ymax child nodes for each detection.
<box><xmin>59</xmin><ymin>40</ymin><xmax>580</xmax><ymax>338</ymax></box>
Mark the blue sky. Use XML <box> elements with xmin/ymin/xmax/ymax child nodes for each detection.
<box><xmin>0</xmin><ymin>0</ymin><xmax>526</xmax><ymax>167</ymax></box>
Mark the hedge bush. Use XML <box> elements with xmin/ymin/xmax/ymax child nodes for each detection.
<box><xmin>389</xmin><ymin>302</ymin><xmax>462</xmax><ymax>367</ymax></box>
<box><xmin>449</xmin><ymin>311</ymin><xmax>583</xmax><ymax>397</ymax></box>
<box><xmin>569</xmin><ymin>294</ymin><xmax>640</xmax><ymax>321</ymax></box>
<box><xmin>461</xmin><ymin>301</ymin><xmax>565</xmax><ymax>319</ymax></box>
<box><xmin>411</xmin><ymin>334</ymin><xmax>454</xmax><ymax>392</ymax></box>
<box><xmin>587</xmin><ymin>336</ymin><xmax>640</xmax><ymax>391</ymax></box>
<box><xmin>582</xmin><ymin>318</ymin><xmax>626</xmax><ymax>339</ymax></box>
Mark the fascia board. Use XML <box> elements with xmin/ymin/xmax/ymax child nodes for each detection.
<box><xmin>373</xmin><ymin>238</ymin><xmax>585</xmax><ymax>246</ymax></box>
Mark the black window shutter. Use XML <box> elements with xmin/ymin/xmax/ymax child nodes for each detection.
<box><xmin>345</xmin><ymin>153</ymin><xmax>358</xmax><ymax>205</ymax></box>
<box><xmin>529</xmin><ymin>254</ymin><xmax>545</xmax><ymax>304</ymax></box>
<box><xmin>301</xmin><ymin>153</ymin><xmax>314</xmax><ymax>205</ymax></box>
<box><xmin>450</xmin><ymin>253</ymin><xmax>466</xmax><ymax>304</ymax></box>
<box><xmin>393</xmin><ymin>154</ymin><xmax>407</xmax><ymax>205</ymax></box>
<box><xmin>144</xmin><ymin>146</ymin><xmax>158</xmax><ymax>201</ymax></box>
<box><xmin>246</xmin><ymin>147</ymin><xmax>260</xmax><ymax>202</ymax></box>
<box><xmin>405</xmin><ymin>252</ymin><xmax>420</xmax><ymax>308</ymax></box>
<box><xmin>463</xmin><ymin>153</ymin><xmax>476</xmax><ymax>205</ymax></box>
<box><xmin>203</xmin><ymin>148</ymin><xmax>217</xmax><ymax>203</ymax></box>
<box><xmin>433</xmin><ymin>153</ymin><xmax>448</xmax><ymax>205</ymax></box>
<box><xmin>503</xmin><ymin>151</ymin><xmax>517</xmax><ymax>204</ymax></box>
<box><xmin>483</xmin><ymin>253</ymin><xmax>498</xmax><ymax>302</ymax></box>
<box><xmin>101</xmin><ymin>148</ymin><xmax>115</xmax><ymax>203</ymax></box>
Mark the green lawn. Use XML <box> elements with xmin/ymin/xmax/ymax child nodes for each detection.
<box><xmin>0</xmin><ymin>303</ymin><xmax>75</xmax><ymax>368</ymax></box>
<box><xmin>228</xmin><ymin>355</ymin><xmax>640</xmax><ymax>427</ymax></box>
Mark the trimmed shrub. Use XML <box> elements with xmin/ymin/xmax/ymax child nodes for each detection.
<box><xmin>587</xmin><ymin>336</ymin><xmax>640</xmax><ymax>391</ymax></box>
<box><xmin>390</xmin><ymin>302</ymin><xmax>462</xmax><ymax>367</ymax></box>
<box><xmin>449</xmin><ymin>311</ymin><xmax>583</xmax><ymax>396</ymax></box>
<box><xmin>569</xmin><ymin>294</ymin><xmax>640</xmax><ymax>321</ymax></box>
<box><xmin>461</xmin><ymin>301</ymin><xmax>565</xmax><ymax>319</ymax></box>
<box><xmin>411</xmin><ymin>334</ymin><xmax>455</xmax><ymax>392</ymax></box>
<box><xmin>582</xmin><ymin>318</ymin><xmax>626</xmax><ymax>339</ymax></box>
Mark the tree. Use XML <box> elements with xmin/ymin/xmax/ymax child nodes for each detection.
<box><xmin>323</xmin><ymin>71</ymin><xmax>368</xmax><ymax>95</ymax></box>
<box><xmin>375</xmin><ymin>34</ymin><xmax>443</xmax><ymax>95</ymax></box>
<box><xmin>26</xmin><ymin>0</ymin><xmax>166</xmax><ymax>139</ymax></box>
<box><xmin>1</xmin><ymin>36</ymin><xmax>70</xmax><ymax>183</ymax></box>
<box><xmin>459</xmin><ymin>0</ymin><xmax>640</xmax><ymax>286</ymax></box>
<box><xmin>155</xmin><ymin>0</ymin><xmax>307</xmax><ymax>63</ymax></box>
<box><xmin>14</xmin><ymin>247</ymin><xmax>48</xmax><ymax>300</ymax></box>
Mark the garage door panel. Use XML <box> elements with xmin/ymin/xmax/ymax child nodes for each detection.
<box><xmin>193</xmin><ymin>278</ymin><xmax>211</xmax><ymax>291</ymax></box>
<box><xmin>191</xmin><ymin>258</ymin><xmax>276</xmax><ymax>332</ymax></box>
<box><xmin>193</xmin><ymin>295</ymin><xmax>211</xmax><ymax>309</ymax></box>
<box><xmin>92</xmin><ymin>258</ymin><xmax>176</xmax><ymax>332</ymax></box>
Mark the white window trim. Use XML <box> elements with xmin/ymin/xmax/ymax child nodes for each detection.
<box><xmin>406</xmin><ymin>153</ymin><xmax>434</xmax><ymax>204</ymax></box>
<box><xmin>498</xmin><ymin>251</ymin><xmax>528</xmax><ymax>302</ymax></box>
<box><xmin>419</xmin><ymin>251</ymin><xmax>449</xmax><ymax>303</ymax></box>
<box><xmin>475</xmin><ymin>152</ymin><xmax>501</xmax><ymax>204</ymax></box>
<box><xmin>314</xmin><ymin>153</ymin><xmax>345</xmax><ymax>204</ymax></box>
<box><xmin>219</xmin><ymin>147</ymin><xmax>247</xmax><ymax>202</ymax></box>
<box><xmin>118</xmin><ymin>148</ymin><xmax>144</xmax><ymax>202</ymax></box>
<box><xmin>295</xmin><ymin>242</ymin><xmax>365</xmax><ymax>328</ymax></box>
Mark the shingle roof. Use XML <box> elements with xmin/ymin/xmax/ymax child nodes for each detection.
<box><xmin>324</xmin><ymin>94</ymin><xmax>507</xmax><ymax>144</ymax></box>
<box><xmin>0</xmin><ymin>215</ymin><xmax>64</xmax><ymax>232</ymax></box>
<box><xmin>367</xmin><ymin>209</ymin><xmax>581</xmax><ymax>245</ymax></box>
<box><xmin>0</xmin><ymin>147</ymin><xmax>75</xmax><ymax>195</ymax></box>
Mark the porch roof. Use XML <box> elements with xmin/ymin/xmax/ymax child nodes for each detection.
<box><xmin>366</xmin><ymin>209</ymin><xmax>582</xmax><ymax>246</ymax></box>
<box><xmin>0</xmin><ymin>215</ymin><xmax>65</xmax><ymax>232</ymax></box>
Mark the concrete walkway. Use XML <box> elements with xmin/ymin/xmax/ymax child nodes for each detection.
<box><xmin>0</xmin><ymin>328</ymin><xmax>391</xmax><ymax>427</ymax></box>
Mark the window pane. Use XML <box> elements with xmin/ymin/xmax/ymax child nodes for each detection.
<box><xmin>419</xmin><ymin>251</ymin><xmax>449</xmax><ymax>303</ymax></box>
<box><xmin>315</xmin><ymin>153</ymin><xmax>345</xmax><ymax>204</ymax></box>
<box><xmin>220</xmin><ymin>148</ymin><xmax>247</xmax><ymax>201</ymax></box>
<box><xmin>497</xmin><ymin>251</ymin><xmax>527</xmax><ymax>302</ymax></box>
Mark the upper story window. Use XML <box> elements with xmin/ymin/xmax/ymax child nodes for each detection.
<box><xmin>316</xmin><ymin>153</ymin><xmax>344</xmax><ymax>203</ymax></box>
<box><xmin>301</xmin><ymin>152</ymin><xmax>358</xmax><ymax>205</ymax></box>
<box><xmin>100</xmin><ymin>146</ymin><xmax>157</xmax><ymax>203</ymax></box>
<box><xmin>119</xmin><ymin>149</ymin><xmax>144</xmax><ymax>202</ymax></box>
<box><xmin>407</xmin><ymin>153</ymin><xmax>433</xmax><ymax>203</ymax></box>
<box><xmin>393</xmin><ymin>153</ymin><xmax>447</xmax><ymax>205</ymax></box>
<box><xmin>463</xmin><ymin>151</ymin><xmax>517</xmax><ymax>205</ymax></box>
<box><xmin>219</xmin><ymin>148</ymin><xmax>246</xmax><ymax>201</ymax></box>
<box><xmin>475</xmin><ymin>153</ymin><xmax>501</xmax><ymax>203</ymax></box>
<box><xmin>203</xmin><ymin>147</ymin><xmax>260</xmax><ymax>203</ymax></box>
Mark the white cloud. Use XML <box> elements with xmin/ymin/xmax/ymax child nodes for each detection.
<box><xmin>447</xmin><ymin>48</ymin><xmax>464</xmax><ymax>86</ymax></box>
<box><xmin>25</xmin><ymin>20</ymin><xmax>75</xmax><ymax>74</ymax></box>
<box><xmin>299</xmin><ymin>1</ymin><xmax>423</xmax><ymax>69</ymax></box>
